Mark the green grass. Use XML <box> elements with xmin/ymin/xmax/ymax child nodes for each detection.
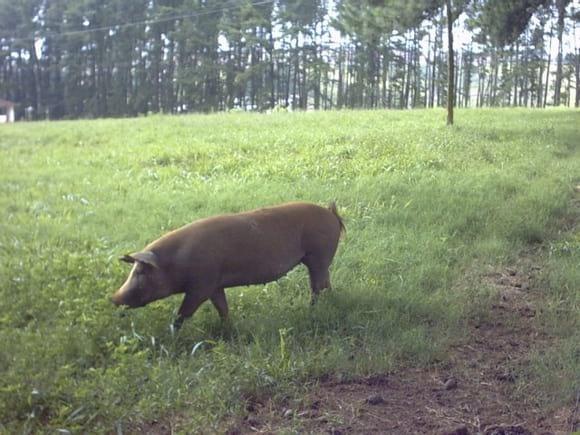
<box><xmin>514</xmin><ymin>208</ymin><xmax>580</xmax><ymax>409</ymax></box>
<box><xmin>0</xmin><ymin>108</ymin><xmax>578</xmax><ymax>432</ymax></box>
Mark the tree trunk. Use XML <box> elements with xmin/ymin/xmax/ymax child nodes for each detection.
<box><xmin>431</xmin><ymin>23</ymin><xmax>439</xmax><ymax>108</ymax></box>
<box><xmin>403</xmin><ymin>36</ymin><xmax>411</xmax><ymax>109</ymax></box>
<box><xmin>544</xmin><ymin>24</ymin><xmax>553</xmax><ymax>107</ymax></box>
<box><xmin>426</xmin><ymin>31</ymin><xmax>432</xmax><ymax>108</ymax></box>
<box><xmin>477</xmin><ymin>55</ymin><xmax>486</xmax><ymax>107</ymax></box>
<box><xmin>269</xmin><ymin>26</ymin><xmax>275</xmax><ymax>109</ymax></box>
<box><xmin>381</xmin><ymin>44</ymin><xmax>388</xmax><ymax>107</ymax></box>
<box><xmin>455</xmin><ymin>50</ymin><xmax>461</xmax><ymax>108</ymax></box>
<box><xmin>337</xmin><ymin>46</ymin><xmax>344</xmax><ymax>109</ymax></box>
<box><xmin>292</xmin><ymin>41</ymin><xmax>299</xmax><ymax>109</ymax></box>
<box><xmin>537</xmin><ymin>48</ymin><xmax>544</xmax><ymax>107</ymax></box>
<box><xmin>463</xmin><ymin>48</ymin><xmax>472</xmax><ymax>107</ymax></box>
<box><xmin>313</xmin><ymin>31</ymin><xmax>321</xmax><ymax>110</ymax></box>
<box><xmin>300</xmin><ymin>47</ymin><xmax>308</xmax><ymax>109</ymax></box>
<box><xmin>553</xmin><ymin>0</ymin><xmax>567</xmax><ymax>106</ymax></box>
<box><xmin>30</xmin><ymin>42</ymin><xmax>43</xmax><ymax>119</ymax></box>
<box><xmin>513</xmin><ymin>42</ymin><xmax>519</xmax><ymax>106</ymax></box>
<box><xmin>576</xmin><ymin>48</ymin><xmax>580</xmax><ymax>107</ymax></box>
<box><xmin>522</xmin><ymin>41</ymin><xmax>530</xmax><ymax>107</ymax></box>
<box><xmin>446</xmin><ymin>0</ymin><xmax>454</xmax><ymax>125</ymax></box>
<box><xmin>414</xmin><ymin>30</ymin><xmax>421</xmax><ymax>108</ymax></box>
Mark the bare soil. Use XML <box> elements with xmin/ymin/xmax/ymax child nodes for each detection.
<box><xmin>224</xmin><ymin>259</ymin><xmax>578</xmax><ymax>435</ymax></box>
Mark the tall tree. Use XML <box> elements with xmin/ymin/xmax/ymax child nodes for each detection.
<box><xmin>0</xmin><ymin>0</ymin><xmax>577</xmax><ymax>119</ymax></box>
<box><xmin>446</xmin><ymin>0</ymin><xmax>454</xmax><ymax>124</ymax></box>
<box><xmin>553</xmin><ymin>0</ymin><xmax>572</xmax><ymax>105</ymax></box>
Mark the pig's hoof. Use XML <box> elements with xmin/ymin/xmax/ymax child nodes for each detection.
<box><xmin>171</xmin><ymin>317</ymin><xmax>185</xmax><ymax>332</ymax></box>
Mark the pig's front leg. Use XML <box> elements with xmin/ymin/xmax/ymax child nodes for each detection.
<box><xmin>173</xmin><ymin>291</ymin><xmax>207</xmax><ymax>330</ymax></box>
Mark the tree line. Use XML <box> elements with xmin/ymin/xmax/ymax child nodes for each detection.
<box><xmin>0</xmin><ymin>0</ymin><xmax>578</xmax><ymax>120</ymax></box>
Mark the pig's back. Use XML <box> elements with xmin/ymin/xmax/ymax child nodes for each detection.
<box><xmin>150</xmin><ymin>202</ymin><xmax>341</xmax><ymax>287</ymax></box>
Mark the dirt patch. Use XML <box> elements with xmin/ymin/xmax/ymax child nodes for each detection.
<box><xmin>225</xmin><ymin>262</ymin><xmax>577</xmax><ymax>435</ymax></box>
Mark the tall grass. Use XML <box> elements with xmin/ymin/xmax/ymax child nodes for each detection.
<box><xmin>0</xmin><ymin>108</ymin><xmax>578</xmax><ymax>431</ymax></box>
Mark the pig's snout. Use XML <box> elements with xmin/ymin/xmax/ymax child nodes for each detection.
<box><xmin>111</xmin><ymin>285</ymin><xmax>132</xmax><ymax>306</ymax></box>
<box><xmin>111</xmin><ymin>286</ymin><xmax>147</xmax><ymax>308</ymax></box>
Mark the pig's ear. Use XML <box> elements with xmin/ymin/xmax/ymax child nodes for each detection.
<box><xmin>119</xmin><ymin>254</ymin><xmax>135</xmax><ymax>264</ymax></box>
<box><xmin>119</xmin><ymin>251</ymin><xmax>160</xmax><ymax>269</ymax></box>
<box><xmin>130</xmin><ymin>251</ymin><xmax>160</xmax><ymax>269</ymax></box>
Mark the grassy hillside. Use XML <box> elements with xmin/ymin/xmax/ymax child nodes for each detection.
<box><xmin>0</xmin><ymin>109</ymin><xmax>578</xmax><ymax>432</ymax></box>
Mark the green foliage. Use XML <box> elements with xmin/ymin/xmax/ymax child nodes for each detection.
<box><xmin>476</xmin><ymin>0</ymin><xmax>551</xmax><ymax>46</ymax></box>
<box><xmin>0</xmin><ymin>109</ymin><xmax>578</xmax><ymax>431</ymax></box>
<box><xmin>2</xmin><ymin>0</ymin><xmax>576</xmax><ymax>119</ymax></box>
<box><xmin>336</xmin><ymin>0</ymin><xmax>442</xmax><ymax>39</ymax></box>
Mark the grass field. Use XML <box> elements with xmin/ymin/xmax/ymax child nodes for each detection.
<box><xmin>0</xmin><ymin>108</ymin><xmax>578</xmax><ymax>432</ymax></box>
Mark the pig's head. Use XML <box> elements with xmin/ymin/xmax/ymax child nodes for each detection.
<box><xmin>112</xmin><ymin>251</ymin><xmax>172</xmax><ymax>308</ymax></box>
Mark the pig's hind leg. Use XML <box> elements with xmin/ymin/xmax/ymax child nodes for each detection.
<box><xmin>210</xmin><ymin>288</ymin><xmax>229</xmax><ymax>320</ymax></box>
<box><xmin>302</xmin><ymin>254</ymin><xmax>332</xmax><ymax>305</ymax></box>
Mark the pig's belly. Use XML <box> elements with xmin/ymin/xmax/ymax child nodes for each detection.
<box><xmin>219</xmin><ymin>250</ymin><xmax>304</xmax><ymax>288</ymax></box>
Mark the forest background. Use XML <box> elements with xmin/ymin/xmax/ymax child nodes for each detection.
<box><xmin>0</xmin><ymin>0</ymin><xmax>578</xmax><ymax>120</ymax></box>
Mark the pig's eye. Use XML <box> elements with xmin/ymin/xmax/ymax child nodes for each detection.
<box><xmin>134</xmin><ymin>264</ymin><xmax>151</xmax><ymax>277</ymax></box>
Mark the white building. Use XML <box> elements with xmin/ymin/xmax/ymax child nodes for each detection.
<box><xmin>0</xmin><ymin>99</ymin><xmax>15</xmax><ymax>123</ymax></box>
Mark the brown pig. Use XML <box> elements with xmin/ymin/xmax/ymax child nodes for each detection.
<box><xmin>112</xmin><ymin>202</ymin><xmax>345</xmax><ymax>328</ymax></box>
